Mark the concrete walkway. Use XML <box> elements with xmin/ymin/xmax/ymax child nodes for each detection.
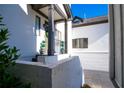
<box><xmin>84</xmin><ymin>70</ymin><xmax>114</xmax><ymax>88</ymax></box>
<box><xmin>72</xmin><ymin>52</ymin><xmax>114</xmax><ymax>88</ymax></box>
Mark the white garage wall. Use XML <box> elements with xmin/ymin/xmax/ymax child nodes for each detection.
<box><xmin>0</xmin><ymin>4</ymin><xmax>47</xmax><ymax>61</ymax></box>
<box><xmin>72</xmin><ymin>23</ymin><xmax>109</xmax><ymax>53</ymax></box>
<box><xmin>72</xmin><ymin>22</ymin><xmax>109</xmax><ymax>71</ymax></box>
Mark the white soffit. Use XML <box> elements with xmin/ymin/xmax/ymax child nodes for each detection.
<box><xmin>57</xmin><ymin>4</ymin><xmax>67</xmax><ymax>17</ymax></box>
<box><xmin>39</xmin><ymin>6</ymin><xmax>63</xmax><ymax>20</ymax></box>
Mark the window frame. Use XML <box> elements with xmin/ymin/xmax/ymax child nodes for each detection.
<box><xmin>35</xmin><ymin>15</ymin><xmax>41</xmax><ymax>36</ymax></box>
<box><xmin>72</xmin><ymin>38</ymin><xmax>88</xmax><ymax>48</ymax></box>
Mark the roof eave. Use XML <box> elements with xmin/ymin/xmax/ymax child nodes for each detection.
<box><xmin>72</xmin><ymin>16</ymin><xmax>108</xmax><ymax>28</ymax></box>
<box><xmin>63</xmin><ymin>4</ymin><xmax>73</xmax><ymax>20</ymax></box>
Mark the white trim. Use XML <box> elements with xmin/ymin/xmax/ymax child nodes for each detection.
<box><xmin>72</xmin><ymin>51</ymin><xmax>109</xmax><ymax>54</ymax></box>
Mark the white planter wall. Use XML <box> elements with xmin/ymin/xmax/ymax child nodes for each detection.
<box><xmin>14</xmin><ymin>56</ymin><xmax>83</xmax><ymax>88</ymax></box>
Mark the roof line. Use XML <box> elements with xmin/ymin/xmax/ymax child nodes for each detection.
<box><xmin>72</xmin><ymin>16</ymin><xmax>108</xmax><ymax>28</ymax></box>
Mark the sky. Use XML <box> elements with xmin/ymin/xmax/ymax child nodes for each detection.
<box><xmin>71</xmin><ymin>4</ymin><xmax>108</xmax><ymax>18</ymax></box>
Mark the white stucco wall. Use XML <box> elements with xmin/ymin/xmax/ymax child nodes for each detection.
<box><xmin>72</xmin><ymin>23</ymin><xmax>109</xmax><ymax>53</ymax></box>
<box><xmin>0</xmin><ymin>4</ymin><xmax>47</xmax><ymax>60</ymax></box>
<box><xmin>0</xmin><ymin>4</ymin><xmax>72</xmax><ymax>61</ymax></box>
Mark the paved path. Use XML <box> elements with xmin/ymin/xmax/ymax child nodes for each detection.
<box><xmin>84</xmin><ymin>70</ymin><xmax>114</xmax><ymax>88</ymax></box>
<box><xmin>72</xmin><ymin>52</ymin><xmax>114</xmax><ymax>88</ymax></box>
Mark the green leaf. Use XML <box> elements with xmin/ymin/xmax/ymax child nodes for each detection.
<box><xmin>0</xmin><ymin>16</ymin><xmax>30</xmax><ymax>88</ymax></box>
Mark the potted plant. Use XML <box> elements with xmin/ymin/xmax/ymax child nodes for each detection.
<box><xmin>40</xmin><ymin>40</ymin><xmax>46</xmax><ymax>55</ymax></box>
<box><xmin>60</xmin><ymin>41</ymin><xmax>65</xmax><ymax>54</ymax></box>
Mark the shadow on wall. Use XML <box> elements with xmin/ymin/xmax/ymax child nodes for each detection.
<box><xmin>73</xmin><ymin>23</ymin><xmax>109</xmax><ymax>46</ymax></box>
<box><xmin>52</xmin><ymin>56</ymin><xmax>83</xmax><ymax>87</ymax></box>
<box><xmin>89</xmin><ymin>24</ymin><xmax>109</xmax><ymax>45</ymax></box>
<box><xmin>76</xmin><ymin>56</ymin><xmax>84</xmax><ymax>86</ymax></box>
<box><xmin>0</xmin><ymin>4</ymin><xmax>45</xmax><ymax>60</ymax></box>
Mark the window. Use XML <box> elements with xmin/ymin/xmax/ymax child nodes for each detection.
<box><xmin>35</xmin><ymin>15</ymin><xmax>41</xmax><ymax>35</ymax></box>
<box><xmin>72</xmin><ymin>38</ymin><xmax>88</xmax><ymax>48</ymax></box>
<box><xmin>55</xmin><ymin>30</ymin><xmax>63</xmax><ymax>54</ymax></box>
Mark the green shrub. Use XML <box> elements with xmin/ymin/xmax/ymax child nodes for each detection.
<box><xmin>0</xmin><ymin>15</ymin><xmax>31</xmax><ymax>88</ymax></box>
